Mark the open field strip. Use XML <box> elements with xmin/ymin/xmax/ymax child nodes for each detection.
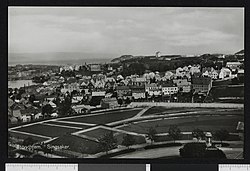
<box><xmin>73</xmin><ymin>125</ymin><xmax>146</xmax><ymax>137</ymax></box>
<box><xmin>9</xmin><ymin>129</ymin><xmax>52</xmax><ymax>139</ymax></box>
<box><xmin>42</xmin><ymin>123</ymin><xmax>83</xmax><ymax>130</ymax></box>
<box><xmin>115</xmin><ymin>114</ymin><xmax>238</xmax><ymax>129</ymax></box>
<box><xmin>57</xmin><ymin>108</ymin><xmax>142</xmax><ymax>121</ymax></box>
<box><xmin>130</xmin><ymin>102</ymin><xmax>244</xmax><ymax>109</ymax></box>
<box><xmin>107</xmin><ymin>110</ymin><xmax>233</xmax><ymax>127</ymax></box>
<box><xmin>9</xmin><ymin>119</ymin><xmax>58</xmax><ymax>131</ymax></box>
<box><xmin>52</xmin><ymin>120</ymin><xmax>96</xmax><ymax>126</ymax></box>
<box><xmin>9</xmin><ymin>108</ymin><xmax>140</xmax><ymax>131</ymax></box>
<box><xmin>143</xmin><ymin>108</ymin><xmax>240</xmax><ymax>117</ymax></box>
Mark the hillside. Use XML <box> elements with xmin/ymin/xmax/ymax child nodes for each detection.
<box><xmin>235</xmin><ymin>49</ymin><xmax>244</xmax><ymax>55</ymax></box>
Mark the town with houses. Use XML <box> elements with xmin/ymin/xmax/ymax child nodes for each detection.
<box><xmin>8</xmin><ymin>50</ymin><xmax>244</xmax><ymax>159</ymax></box>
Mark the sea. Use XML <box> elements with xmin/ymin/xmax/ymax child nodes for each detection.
<box><xmin>8</xmin><ymin>58</ymin><xmax>113</xmax><ymax>66</ymax></box>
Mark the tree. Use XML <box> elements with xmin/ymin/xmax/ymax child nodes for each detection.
<box><xmin>214</xmin><ymin>129</ymin><xmax>229</xmax><ymax>143</ymax></box>
<box><xmin>23</xmin><ymin>137</ymin><xmax>37</xmax><ymax>146</ymax></box>
<box><xmin>98</xmin><ymin>132</ymin><xmax>117</xmax><ymax>154</ymax></box>
<box><xmin>192</xmin><ymin>128</ymin><xmax>205</xmax><ymax>141</ymax></box>
<box><xmin>122</xmin><ymin>134</ymin><xmax>136</xmax><ymax>149</ymax></box>
<box><xmin>125</xmin><ymin>98</ymin><xmax>131</xmax><ymax>105</ymax></box>
<box><xmin>117</xmin><ymin>98</ymin><xmax>123</xmax><ymax>106</ymax></box>
<box><xmin>58</xmin><ymin>96</ymin><xmax>74</xmax><ymax>116</ymax></box>
<box><xmin>147</xmin><ymin>127</ymin><xmax>157</xmax><ymax>144</ymax></box>
<box><xmin>40</xmin><ymin>143</ymin><xmax>52</xmax><ymax>157</ymax></box>
<box><xmin>42</xmin><ymin>104</ymin><xmax>53</xmax><ymax>115</ymax></box>
<box><xmin>168</xmin><ymin>125</ymin><xmax>182</xmax><ymax>143</ymax></box>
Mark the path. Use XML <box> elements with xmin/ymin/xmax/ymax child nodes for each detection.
<box><xmin>133</xmin><ymin>106</ymin><xmax>152</xmax><ymax>118</ymax></box>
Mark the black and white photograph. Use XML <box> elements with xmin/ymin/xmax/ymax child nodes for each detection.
<box><xmin>8</xmin><ymin>7</ymin><xmax>244</xmax><ymax>159</ymax></box>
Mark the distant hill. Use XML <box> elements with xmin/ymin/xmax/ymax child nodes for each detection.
<box><xmin>235</xmin><ymin>49</ymin><xmax>244</xmax><ymax>55</ymax></box>
<box><xmin>111</xmin><ymin>54</ymin><xmax>182</xmax><ymax>63</ymax></box>
<box><xmin>111</xmin><ymin>55</ymin><xmax>134</xmax><ymax>63</ymax></box>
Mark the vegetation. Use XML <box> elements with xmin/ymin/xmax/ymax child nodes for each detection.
<box><xmin>146</xmin><ymin>127</ymin><xmax>158</xmax><ymax>144</ymax></box>
<box><xmin>98</xmin><ymin>132</ymin><xmax>118</xmax><ymax>154</ymax></box>
<box><xmin>214</xmin><ymin>129</ymin><xmax>230</xmax><ymax>143</ymax></box>
<box><xmin>58</xmin><ymin>96</ymin><xmax>75</xmax><ymax>116</ymax></box>
<box><xmin>179</xmin><ymin>142</ymin><xmax>207</xmax><ymax>158</ymax></box>
<box><xmin>122</xmin><ymin>134</ymin><xmax>136</xmax><ymax>149</ymax></box>
<box><xmin>22</xmin><ymin>137</ymin><xmax>37</xmax><ymax>146</ymax></box>
<box><xmin>42</xmin><ymin>104</ymin><xmax>53</xmax><ymax>115</ymax></box>
<box><xmin>168</xmin><ymin>125</ymin><xmax>182</xmax><ymax>143</ymax></box>
<box><xmin>192</xmin><ymin>128</ymin><xmax>205</xmax><ymax>141</ymax></box>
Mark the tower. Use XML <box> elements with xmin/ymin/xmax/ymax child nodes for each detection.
<box><xmin>156</xmin><ymin>51</ymin><xmax>161</xmax><ymax>58</ymax></box>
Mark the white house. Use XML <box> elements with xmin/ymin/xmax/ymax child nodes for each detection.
<box><xmin>21</xmin><ymin>115</ymin><xmax>32</xmax><ymax>123</ymax></box>
<box><xmin>226</xmin><ymin>62</ymin><xmax>242</xmax><ymax>71</ymax></box>
<box><xmin>219</xmin><ymin>67</ymin><xmax>232</xmax><ymax>80</ymax></box>
<box><xmin>145</xmin><ymin>83</ymin><xmax>161</xmax><ymax>96</ymax></box>
<box><xmin>173</xmin><ymin>79</ymin><xmax>191</xmax><ymax>93</ymax></box>
<box><xmin>160</xmin><ymin>82</ymin><xmax>178</xmax><ymax>95</ymax></box>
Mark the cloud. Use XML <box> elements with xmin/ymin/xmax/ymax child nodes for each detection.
<box><xmin>8</xmin><ymin>7</ymin><xmax>244</xmax><ymax>59</ymax></box>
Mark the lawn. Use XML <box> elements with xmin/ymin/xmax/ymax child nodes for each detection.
<box><xmin>209</xmin><ymin>85</ymin><xmax>244</xmax><ymax>99</ymax></box>
<box><xmin>79</xmin><ymin>127</ymin><xmax>146</xmax><ymax>145</ymax></box>
<box><xmin>49</xmin><ymin>128</ymin><xmax>146</xmax><ymax>156</ymax></box>
<box><xmin>44</xmin><ymin>121</ymin><xmax>90</xmax><ymax>129</ymax></box>
<box><xmin>9</xmin><ymin>131</ymin><xmax>49</xmax><ymax>142</ymax></box>
<box><xmin>120</xmin><ymin>114</ymin><xmax>244</xmax><ymax>134</ymax></box>
<box><xmin>61</xmin><ymin>109</ymin><xmax>142</xmax><ymax>124</ymax></box>
<box><xmin>49</xmin><ymin>134</ymin><xmax>100</xmax><ymax>155</ymax></box>
<box><xmin>142</xmin><ymin>106</ymin><xmax>220</xmax><ymax>116</ymax></box>
<box><xmin>13</xmin><ymin>124</ymin><xmax>79</xmax><ymax>138</ymax></box>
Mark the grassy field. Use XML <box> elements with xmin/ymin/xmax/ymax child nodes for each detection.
<box><xmin>49</xmin><ymin>134</ymin><xmax>100</xmax><ymax>155</ymax></box>
<box><xmin>45</xmin><ymin>121</ymin><xmax>90</xmax><ymax>129</ymax></box>
<box><xmin>61</xmin><ymin>109</ymin><xmax>141</xmax><ymax>124</ymax></box>
<box><xmin>142</xmin><ymin>107</ymin><xmax>225</xmax><ymax>116</ymax></box>
<box><xmin>209</xmin><ymin>85</ymin><xmax>244</xmax><ymax>98</ymax></box>
<box><xmin>9</xmin><ymin>106</ymin><xmax>244</xmax><ymax>157</ymax></box>
<box><xmin>9</xmin><ymin>131</ymin><xmax>49</xmax><ymax>142</ymax></box>
<box><xmin>13</xmin><ymin>124</ymin><xmax>79</xmax><ymax>138</ymax></box>
<box><xmin>49</xmin><ymin>128</ymin><xmax>146</xmax><ymax>155</ymax></box>
<box><xmin>79</xmin><ymin>127</ymin><xmax>146</xmax><ymax>145</ymax></box>
<box><xmin>120</xmin><ymin>114</ymin><xmax>244</xmax><ymax>134</ymax></box>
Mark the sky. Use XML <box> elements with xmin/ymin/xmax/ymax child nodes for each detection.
<box><xmin>8</xmin><ymin>7</ymin><xmax>244</xmax><ymax>62</ymax></box>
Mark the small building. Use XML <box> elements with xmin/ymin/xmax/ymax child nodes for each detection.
<box><xmin>21</xmin><ymin>115</ymin><xmax>32</xmax><ymax>123</ymax></box>
<box><xmin>34</xmin><ymin>113</ymin><xmax>43</xmax><ymax>120</ymax></box>
<box><xmin>130</xmin><ymin>86</ymin><xmax>146</xmax><ymax>100</ymax></box>
<box><xmin>219</xmin><ymin>67</ymin><xmax>232</xmax><ymax>80</ymax></box>
<box><xmin>226</xmin><ymin>62</ymin><xmax>242</xmax><ymax>71</ymax></box>
<box><xmin>100</xmin><ymin>98</ymin><xmax>119</xmax><ymax>109</ymax></box>
<box><xmin>164</xmin><ymin>71</ymin><xmax>174</xmax><ymax>80</ymax></box>
<box><xmin>116</xmin><ymin>86</ymin><xmax>131</xmax><ymax>98</ymax></box>
<box><xmin>202</xmin><ymin>67</ymin><xmax>219</xmax><ymax>80</ymax></box>
<box><xmin>160</xmin><ymin>81</ymin><xmax>178</xmax><ymax>95</ymax></box>
<box><xmin>191</xmin><ymin>77</ymin><xmax>212</xmax><ymax>93</ymax></box>
<box><xmin>131</xmin><ymin>77</ymin><xmax>148</xmax><ymax>86</ymax></box>
<box><xmin>89</xmin><ymin>64</ymin><xmax>101</xmax><ymax>72</ymax></box>
<box><xmin>145</xmin><ymin>83</ymin><xmax>162</xmax><ymax>96</ymax></box>
<box><xmin>173</xmin><ymin>79</ymin><xmax>191</xmax><ymax>93</ymax></box>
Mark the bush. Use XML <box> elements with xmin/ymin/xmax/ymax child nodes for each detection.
<box><xmin>144</xmin><ymin>142</ymin><xmax>182</xmax><ymax>150</ymax></box>
<box><xmin>122</xmin><ymin>134</ymin><xmax>136</xmax><ymax>148</ymax></box>
<box><xmin>204</xmin><ymin>148</ymin><xmax>227</xmax><ymax>159</ymax></box>
<box><xmin>179</xmin><ymin>142</ymin><xmax>207</xmax><ymax>158</ymax></box>
<box><xmin>168</xmin><ymin>125</ymin><xmax>182</xmax><ymax>142</ymax></box>
<box><xmin>213</xmin><ymin>129</ymin><xmax>230</xmax><ymax>143</ymax></box>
